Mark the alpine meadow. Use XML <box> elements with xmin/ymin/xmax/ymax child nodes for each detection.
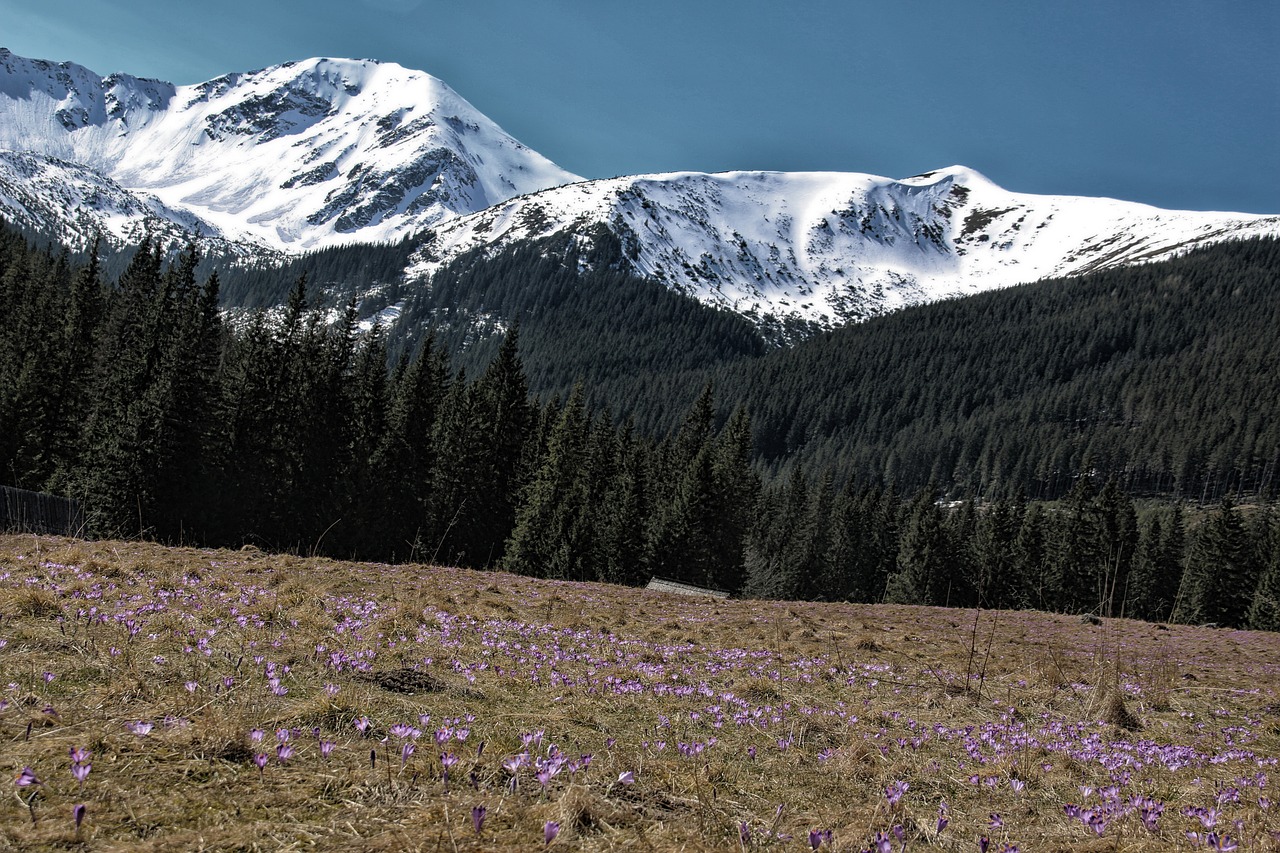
<box><xmin>2</xmin><ymin>38</ymin><xmax>1280</xmax><ymax>852</ymax></box>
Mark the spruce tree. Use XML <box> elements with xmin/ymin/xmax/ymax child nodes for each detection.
<box><xmin>1176</xmin><ymin>497</ymin><xmax>1257</xmax><ymax>627</ymax></box>
<box><xmin>1247</xmin><ymin>510</ymin><xmax>1280</xmax><ymax>631</ymax></box>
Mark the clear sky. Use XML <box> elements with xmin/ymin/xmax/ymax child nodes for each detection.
<box><xmin>2</xmin><ymin>0</ymin><xmax>1277</xmax><ymax>213</ymax></box>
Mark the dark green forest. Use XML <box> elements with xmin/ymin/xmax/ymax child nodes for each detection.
<box><xmin>322</xmin><ymin>229</ymin><xmax>1280</xmax><ymax>504</ymax></box>
<box><xmin>1</xmin><ymin>220</ymin><xmax>1278</xmax><ymax>629</ymax></box>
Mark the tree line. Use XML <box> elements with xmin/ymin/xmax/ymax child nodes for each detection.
<box><xmin>1</xmin><ymin>220</ymin><xmax>1278</xmax><ymax>630</ymax></box>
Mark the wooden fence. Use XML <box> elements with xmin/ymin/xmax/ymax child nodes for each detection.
<box><xmin>1</xmin><ymin>486</ymin><xmax>85</xmax><ymax>536</ymax></box>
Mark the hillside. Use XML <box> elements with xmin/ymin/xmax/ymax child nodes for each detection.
<box><xmin>407</xmin><ymin>166</ymin><xmax>1280</xmax><ymax>338</ymax></box>
<box><xmin>3</xmin><ymin>49</ymin><xmax>1277</xmax><ymax>339</ymax></box>
<box><xmin>2</xmin><ymin>535</ymin><xmax>1278</xmax><ymax>851</ymax></box>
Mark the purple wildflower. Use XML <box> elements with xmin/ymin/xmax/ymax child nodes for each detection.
<box><xmin>320</xmin><ymin>740</ymin><xmax>335</xmax><ymax>759</ymax></box>
<box><xmin>808</xmin><ymin>828</ymin><xmax>833</xmax><ymax>849</ymax></box>
<box><xmin>886</xmin><ymin>779</ymin><xmax>909</xmax><ymax>806</ymax></box>
<box><xmin>73</xmin><ymin>803</ymin><xmax>86</xmax><ymax>830</ymax></box>
<box><xmin>15</xmin><ymin>766</ymin><xmax>40</xmax><ymax>787</ymax></box>
<box><xmin>472</xmin><ymin>804</ymin><xmax>486</xmax><ymax>834</ymax></box>
<box><xmin>544</xmin><ymin>819</ymin><xmax>560</xmax><ymax>846</ymax></box>
<box><xmin>618</xmin><ymin>770</ymin><xmax>635</xmax><ymax>785</ymax></box>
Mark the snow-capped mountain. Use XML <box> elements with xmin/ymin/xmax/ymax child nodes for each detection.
<box><xmin>3</xmin><ymin>48</ymin><xmax>1279</xmax><ymax>338</ymax></box>
<box><xmin>0</xmin><ymin>49</ymin><xmax>579</xmax><ymax>252</ymax></box>
<box><xmin>407</xmin><ymin>166</ymin><xmax>1280</xmax><ymax>332</ymax></box>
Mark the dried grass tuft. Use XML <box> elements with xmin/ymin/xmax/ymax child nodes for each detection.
<box><xmin>1101</xmin><ymin>688</ymin><xmax>1141</xmax><ymax>731</ymax></box>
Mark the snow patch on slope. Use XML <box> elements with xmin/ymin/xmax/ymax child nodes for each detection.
<box><xmin>408</xmin><ymin>166</ymin><xmax>1280</xmax><ymax>332</ymax></box>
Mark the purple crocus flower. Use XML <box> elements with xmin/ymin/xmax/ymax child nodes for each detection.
<box><xmin>71</xmin><ymin>762</ymin><xmax>91</xmax><ymax>784</ymax></box>
<box><xmin>979</xmin><ymin>836</ymin><xmax>990</xmax><ymax>853</ymax></box>
<box><xmin>618</xmin><ymin>771</ymin><xmax>635</xmax><ymax>785</ymax></box>
<box><xmin>886</xmin><ymin>780</ymin><xmax>909</xmax><ymax>806</ymax></box>
<box><xmin>15</xmin><ymin>766</ymin><xmax>40</xmax><ymax>787</ymax></box>
<box><xmin>68</xmin><ymin>747</ymin><xmax>90</xmax><ymax>764</ymax></box>
<box><xmin>73</xmin><ymin>803</ymin><xmax>86</xmax><ymax>830</ymax></box>
<box><xmin>276</xmin><ymin>743</ymin><xmax>294</xmax><ymax>763</ymax></box>
<box><xmin>254</xmin><ymin>753</ymin><xmax>268</xmax><ymax>774</ymax></box>
<box><xmin>320</xmin><ymin>740</ymin><xmax>335</xmax><ymax>759</ymax></box>
<box><xmin>544</xmin><ymin>820</ymin><xmax>560</xmax><ymax>845</ymax></box>
<box><xmin>471</xmin><ymin>804</ymin><xmax>486</xmax><ymax>834</ymax></box>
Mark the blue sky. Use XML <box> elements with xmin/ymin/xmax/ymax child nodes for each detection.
<box><xmin>3</xmin><ymin>0</ymin><xmax>1277</xmax><ymax>212</ymax></box>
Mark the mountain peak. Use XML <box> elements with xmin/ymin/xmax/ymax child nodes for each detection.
<box><xmin>0</xmin><ymin>49</ymin><xmax>580</xmax><ymax>252</ymax></box>
<box><xmin>900</xmin><ymin>165</ymin><xmax>997</xmax><ymax>189</ymax></box>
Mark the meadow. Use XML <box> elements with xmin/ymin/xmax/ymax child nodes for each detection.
<box><xmin>1</xmin><ymin>534</ymin><xmax>1278</xmax><ymax>851</ymax></box>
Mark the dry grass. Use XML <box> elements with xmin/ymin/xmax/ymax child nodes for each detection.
<box><xmin>1</xmin><ymin>534</ymin><xmax>1279</xmax><ymax>851</ymax></box>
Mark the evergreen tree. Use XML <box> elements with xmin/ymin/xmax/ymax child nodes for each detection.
<box><xmin>1247</xmin><ymin>510</ymin><xmax>1280</xmax><ymax>631</ymax></box>
<box><xmin>1097</xmin><ymin>478</ymin><xmax>1139</xmax><ymax>617</ymax></box>
<box><xmin>1176</xmin><ymin>497</ymin><xmax>1257</xmax><ymax>627</ymax></box>
<box><xmin>1046</xmin><ymin>478</ymin><xmax>1106</xmax><ymax>613</ymax></box>
<box><xmin>974</xmin><ymin>496</ymin><xmax>1020</xmax><ymax>608</ymax></box>
<box><xmin>743</xmin><ymin>467</ymin><xmax>809</xmax><ymax>600</ymax></box>
<box><xmin>504</xmin><ymin>384</ymin><xmax>591</xmax><ymax>579</ymax></box>
<box><xmin>467</xmin><ymin>327</ymin><xmax>534</xmax><ymax>565</ymax></box>
<box><xmin>1013</xmin><ymin>501</ymin><xmax>1050</xmax><ymax>609</ymax></box>
<box><xmin>598</xmin><ymin>422</ymin><xmax>652</xmax><ymax>586</ymax></box>
<box><xmin>885</xmin><ymin>485</ymin><xmax>950</xmax><ymax>606</ymax></box>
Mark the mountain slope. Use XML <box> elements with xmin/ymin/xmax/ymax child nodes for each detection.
<box><xmin>0</xmin><ymin>48</ymin><xmax>579</xmax><ymax>252</ymax></box>
<box><xmin>3</xmin><ymin>48</ymin><xmax>1279</xmax><ymax>340</ymax></box>
<box><xmin>406</xmin><ymin>166</ymin><xmax>1280</xmax><ymax>336</ymax></box>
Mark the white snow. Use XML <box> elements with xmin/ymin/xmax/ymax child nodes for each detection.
<box><xmin>0</xmin><ymin>49</ymin><xmax>580</xmax><ymax>252</ymax></box>
<box><xmin>406</xmin><ymin>165</ymin><xmax>1280</xmax><ymax>331</ymax></box>
<box><xmin>3</xmin><ymin>48</ymin><xmax>1278</xmax><ymax>336</ymax></box>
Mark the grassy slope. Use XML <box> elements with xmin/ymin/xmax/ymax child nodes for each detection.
<box><xmin>1</xmin><ymin>535</ymin><xmax>1277</xmax><ymax>851</ymax></box>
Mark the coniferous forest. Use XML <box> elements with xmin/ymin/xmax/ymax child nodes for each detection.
<box><xmin>2</xmin><ymin>219</ymin><xmax>1279</xmax><ymax>630</ymax></box>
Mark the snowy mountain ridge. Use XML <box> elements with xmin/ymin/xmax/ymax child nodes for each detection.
<box><xmin>407</xmin><ymin>166</ymin><xmax>1280</xmax><ymax>334</ymax></box>
<box><xmin>0</xmin><ymin>48</ymin><xmax>579</xmax><ymax>253</ymax></box>
<box><xmin>2</xmin><ymin>48</ymin><xmax>1278</xmax><ymax>336</ymax></box>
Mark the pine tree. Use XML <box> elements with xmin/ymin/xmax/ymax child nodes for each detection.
<box><xmin>369</xmin><ymin>336</ymin><xmax>451</xmax><ymax>561</ymax></box>
<box><xmin>1097</xmin><ymin>478</ymin><xmax>1139</xmax><ymax>617</ymax></box>
<box><xmin>1013</xmin><ymin>501</ymin><xmax>1049</xmax><ymax>610</ymax></box>
<box><xmin>885</xmin><ymin>485</ymin><xmax>950</xmax><ymax>606</ymax></box>
<box><xmin>467</xmin><ymin>327</ymin><xmax>534</xmax><ymax>565</ymax></box>
<box><xmin>743</xmin><ymin>467</ymin><xmax>809</xmax><ymax>600</ymax></box>
<box><xmin>707</xmin><ymin>407</ymin><xmax>758</xmax><ymax>594</ymax></box>
<box><xmin>1247</xmin><ymin>510</ymin><xmax>1280</xmax><ymax>631</ymax></box>
<box><xmin>974</xmin><ymin>496</ymin><xmax>1020</xmax><ymax>608</ymax></box>
<box><xmin>598</xmin><ymin>422</ymin><xmax>651</xmax><ymax>586</ymax></box>
<box><xmin>504</xmin><ymin>384</ymin><xmax>590</xmax><ymax>579</ymax></box>
<box><xmin>1176</xmin><ymin>497</ymin><xmax>1257</xmax><ymax>627</ymax></box>
<box><xmin>1046</xmin><ymin>478</ymin><xmax>1106</xmax><ymax>613</ymax></box>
